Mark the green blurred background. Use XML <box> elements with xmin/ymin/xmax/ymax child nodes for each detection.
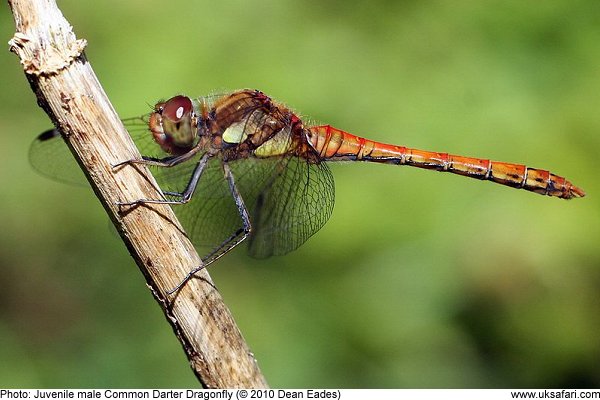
<box><xmin>1</xmin><ymin>0</ymin><xmax>599</xmax><ymax>388</ymax></box>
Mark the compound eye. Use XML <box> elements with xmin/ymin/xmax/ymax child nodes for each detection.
<box><xmin>162</xmin><ymin>95</ymin><xmax>193</xmax><ymax>122</ymax></box>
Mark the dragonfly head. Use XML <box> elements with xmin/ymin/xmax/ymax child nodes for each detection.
<box><xmin>149</xmin><ymin>95</ymin><xmax>197</xmax><ymax>155</ymax></box>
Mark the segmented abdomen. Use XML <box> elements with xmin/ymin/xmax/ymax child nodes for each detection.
<box><xmin>307</xmin><ymin>125</ymin><xmax>584</xmax><ymax>199</ymax></box>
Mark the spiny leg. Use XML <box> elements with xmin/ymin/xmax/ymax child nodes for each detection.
<box><xmin>112</xmin><ymin>146</ymin><xmax>202</xmax><ymax>169</ymax></box>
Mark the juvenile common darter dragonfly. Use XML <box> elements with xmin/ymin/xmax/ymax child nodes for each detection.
<box><xmin>30</xmin><ymin>89</ymin><xmax>585</xmax><ymax>292</ymax></box>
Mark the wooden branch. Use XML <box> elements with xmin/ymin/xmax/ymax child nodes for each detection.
<box><xmin>8</xmin><ymin>0</ymin><xmax>268</xmax><ymax>388</ymax></box>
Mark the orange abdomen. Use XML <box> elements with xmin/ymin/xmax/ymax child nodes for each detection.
<box><xmin>308</xmin><ymin>125</ymin><xmax>584</xmax><ymax>199</ymax></box>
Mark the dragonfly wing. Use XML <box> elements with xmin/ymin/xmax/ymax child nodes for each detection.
<box><xmin>29</xmin><ymin>129</ymin><xmax>88</xmax><ymax>186</ymax></box>
<box><xmin>230</xmin><ymin>155</ymin><xmax>335</xmax><ymax>259</ymax></box>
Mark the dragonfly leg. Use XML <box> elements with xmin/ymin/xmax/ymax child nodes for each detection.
<box><xmin>112</xmin><ymin>147</ymin><xmax>202</xmax><ymax>169</ymax></box>
<box><xmin>167</xmin><ymin>161</ymin><xmax>252</xmax><ymax>295</ymax></box>
<box><xmin>117</xmin><ymin>153</ymin><xmax>211</xmax><ymax>206</ymax></box>
<box><xmin>220</xmin><ymin>161</ymin><xmax>252</xmax><ymax>256</ymax></box>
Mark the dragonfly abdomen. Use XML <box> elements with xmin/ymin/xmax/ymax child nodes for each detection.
<box><xmin>449</xmin><ymin>158</ymin><xmax>584</xmax><ymax>199</ymax></box>
<box><xmin>308</xmin><ymin>125</ymin><xmax>584</xmax><ymax>199</ymax></box>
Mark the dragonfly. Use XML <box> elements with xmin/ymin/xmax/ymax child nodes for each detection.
<box><xmin>30</xmin><ymin>89</ymin><xmax>585</xmax><ymax>292</ymax></box>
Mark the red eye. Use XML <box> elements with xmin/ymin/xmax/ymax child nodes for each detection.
<box><xmin>162</xmin><ymin>95</ymin><xmax>193</xmax><ymax>122</ymax></box>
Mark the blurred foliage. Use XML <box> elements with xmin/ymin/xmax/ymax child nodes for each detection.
<box><xmin>1</xmin><ymin>0</ymin><xmax>599</xmax><ymax>388</ymax></box>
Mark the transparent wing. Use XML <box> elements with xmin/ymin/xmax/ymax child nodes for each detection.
<box><xmin>167</xmin><ymin>152</ymin><xmax>335</xmax><ymax>260</ymax></box>
<box><xmin>233</xmin><ymin>155</ymin><xmax>335</xmax><ymax>258</ymax></box>
<box><xmin>29</xmin><ymin>129</ymin><xmax>87</xmax><ymax>185</ymax></box>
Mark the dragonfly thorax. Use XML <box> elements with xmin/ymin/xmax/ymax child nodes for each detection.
<box><xmin>149</xmin><ymin>95</ymin><xmax>199</xmax><ymax>155</ymax></box>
